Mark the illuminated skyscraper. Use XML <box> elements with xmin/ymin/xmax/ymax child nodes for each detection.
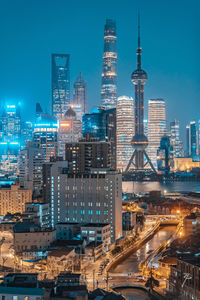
<box><xmin>52</xmin><ymin>54</ymin><xmax>70</xmax><ymax>120</ymax></box>
<box><xmin>72</xmin><ymin>72</ymin><xmax>87</xmax><ymax>119</ymax></box>
<box><xmin>1</xmin><ymin>104</ymin><xmax>21</xmax><ymax>144</ymax></box>
<box><xmin>58</xmin><ymin>107</ymin><xmax>82</xmax><ymax>159</ymax></box>
<box><xmin>148</xmin><ymin>99</ymin><xmax>166</xmax><ymax>168</ymax></box>
<box><xmin>101</xmin><ymin>19</ymin><xmax>117</xmax><ymax>109</ymax></box>
<box><xmin>116</xmin><ymin>96</ymin><xmax>134</xmax><ymax>171</ymax></box>
<box><xmin>126</xmin><ymin>15</ymin><xmax>155</xmax><ymax>173</ymax></box>
<box><xmin>170</xmin><ymin>120</ymin><xmax>183</xmax><ymax>158</ymax></box>
<box><xmin>33</xmin><ymin>113</ymin><xmax>58</xmax><ymax>161</ymax></box>
<box><xmin>186</xmin><ymin>121</ymin><xmax>198</xmax><ymax>159</ymax></box>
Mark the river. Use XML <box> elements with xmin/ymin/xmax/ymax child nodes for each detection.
<box><xmin>111</xmin><ymin>226</ymin><xmax>176</xmax><ymax>299</ymax></box>
<box><xmin>122</xmin><ymin>181</ymin><xmax>200</xmax><ymax>194</ymax></box>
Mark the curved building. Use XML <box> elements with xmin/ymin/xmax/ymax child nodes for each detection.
<box><xmin>101</xmin><ymin>19</ymin><xmax>117</xmax><ymax>109</ymax></box>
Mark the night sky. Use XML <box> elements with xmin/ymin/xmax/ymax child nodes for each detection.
<box><xmin>0</xmin><ymin>0</ymin><xmax>199</xmax><ymax>140</ymax></box>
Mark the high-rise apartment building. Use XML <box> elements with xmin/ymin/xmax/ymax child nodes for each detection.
<box><xmin>170</xmin><ymin>120</ymin><xmax>183</xmax><ymax>158</ymax></box>
<box><xmin>58</xmin><ymin>107</ymin><xmax>82</xmax><ymax>159</ymax></box>
<box><xmin>82</xmin><ymin>108</ymin><xmax>116</xmax><ymax>169</ymax></box>
<box><xmin>65</xmin><ymin>134</ymin><xmax>111</xmax><ymax>173</ymax></box>
<box><xmin>148</xmin><ymin>99</ymin><xmax>166</xmax><ymax>168</ymax></box>
<box><xmin>43</xmin><ymin>161</ymin><xmax>122</xmax><ymax>241</ymax></box>
<box><xmin>101</xmin><ymin>19</ymin><xmax>117</xmax><ymax>109</ymax></box>
<box><xmin>19</xmin><ymin>142</ymin><xmax>45</xmax><ymax>195</ymax></box>
<box><xmin>116</xmin><ymin>96</ymin><xmax>134</xmax><ymax>171</ymax></box>
<box><xmin>73</xmin><ymin>72</ymin><xmax>87</xmax><ymax>118</ymax></box>
<box><xmin>33</xmin><ymin>113</ymin><xmax>58</xmax><ymax>161</ymax></box>
<box><xmin>186</xmin><ymin>121</ymin><xmax>198</xmax><ymax>159</ymax></box>
<box><xmin>21</xmin><ymin>121</ymin><xmax>33</xmax><ymax>147</ymax></box>
<box><xmin>52</xmin><ymin>54</ymin><xmax>70</xmax><ymax>119</ymax></box>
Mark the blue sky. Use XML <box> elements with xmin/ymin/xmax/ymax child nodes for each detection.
<box><xmin>0</xmin><ymin>0</ymin><xmax>199</xmax><ymax>140</ymax></box>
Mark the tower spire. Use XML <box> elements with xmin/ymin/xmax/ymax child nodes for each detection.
<box><xmin>137</xmin><ymin>11</ymin><xmax>142</xmax><ymax>70</ymax></box>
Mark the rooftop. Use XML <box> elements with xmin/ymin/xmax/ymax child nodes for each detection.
<box><xmin>81</xmin><ymin>223</ymin><xmax>110</xmax><ymax>228</ymax></box>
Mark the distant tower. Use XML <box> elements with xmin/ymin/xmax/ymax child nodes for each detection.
<box><xmin>148</xmin><ymin>99</ymin><xmax>166</xmax><ymax>168</ymax></box>
<box><xmin>186</xmin><ymin>121</ymin><xmax>198</xmax><ymax>159</ymax></box>
<box><xmin>52</xmin><ymin>54</ymin><xmax>70</xmax><ymax>120</ymax></box>
<box><xmin>126</xmin><ymin>14</ymin><xmax>156</xmax><ymax>173</ymax></box>
<box><xmin>101</xmin><ymin>19</ymin><xmax>117</xmax><ymax>109</ymax></box>
<box><xmin>116</xmin><ymin>96</ymin><xmax>134</xmax><ymax>171</ymax></box>
<box><xmin>73</xmin><ymin>72</ymin><xmax>87</xmax><ymax>113</ymax></box>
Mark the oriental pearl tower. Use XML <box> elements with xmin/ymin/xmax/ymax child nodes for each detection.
<box><xmin>125</xmin><ymin>14</ymin><xmax>156</xmax><ymax>173</ymax></box>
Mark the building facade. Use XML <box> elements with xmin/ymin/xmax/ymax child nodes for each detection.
<box><xmin>101</xmin><ymin>19</ymin><xmax>117</xmax><ymax>109</ymax></box>
<box><xmin>0</xmin><ymin>184</ymin><xmax>32</xmax><ymax>216</ymax></box>
<box><xmin>186</xmin><ymin>121</ymin><xmax>198</xmax><ymax>159</ymax></box>
<box><xmin>52</xmin><ymin>54</ymin><xmax>70</xmax><ymax>119</ymax></box>
<box><xmin>82</xmin><ymin>108</ymin><xmax>116</xmax><ymax>169</ymax></box>
<box><xmin>58</xmin><ymin>107</ymin><xmax>82</xmax><ymax>159</ymax></box>
<box><xmin>65</xmin><ymin>135</ymin><xmax>111</xmax><ymax>173</ymax></box>
<box><xmin>33</xmin><ymin>113</ymin><xmax>58</xmax><ymax>161</ymax></box>
<box><xmin>148</xmin><ymin>99</ymin><xmax>166</xmax><ymax>168</ymax></box>
<box><xmin>116</xmin><ymin>96</ymin><xmax>134</xmax><ymax>171</ymax></box>
<box><xmin>73</xmin><ymin>72</ymin><xmax>87</xmax><ymax>117</ymax></box>
<box><xmin>170</xmin><ymin>120</ymin><xmax>183</xmax><ymax>158</ymax></box>
<box><xmin>43</xmin><ymin>162</ymin><xmax>122</xmax><ymax>241</ymax></box>
<box><xmin>19</xmin><ymin>142</ymin><xmax>45</xmax><ymax>194</ymax></box>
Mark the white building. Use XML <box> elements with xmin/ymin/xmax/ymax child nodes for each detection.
<box><xmin>116</xmin><ymin>96</ymin><xmax>134</xmax><ymax>171</ymax></box>
<box><xmin>148</xmin><ymin>99</ymin><xmax>166</xmax><ymax>168</ymax></box>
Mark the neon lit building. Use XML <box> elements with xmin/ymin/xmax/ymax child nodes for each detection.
<box><xmin>147</xmin><ymin>99</ymin><xmax>166</xmax><ymax>168</ymax></box>
<box><xmin>21</xmin><ymin>121</ymin><xmax>33</xmax><ymax>147</ymax></box>
<box><xmin>58</xmin><ymin>107</ymin><xmax>82</xmax><ymax>159</ymax></box>
<box><xmin>73</xmin><ymin>72</ymin><xmax>87</xmax><ymax>118</ymax></box>
<box><xmin>33</xmin><ymin>114</ymin><xmax>58</xmax><ymax>161</ymax></box>
<box><xmin>170</xmin><ymin>120</ymin><xmax>183</xmax><ymax>158</ymax></box>
<box><xmin>82</xmin><ymin>108</ymin><xmax>116</xmax><ymax>169</ymax></box>
<box><xmin>101</xmin><ymin>19</ymin><xmax>117</xmax><ymax>109</ymax></box>
<box><xmin>116</xmin><ymin>96</ymin><xmax>134</xmax><ymax>171</ymax></box>
<box><xmin>52</xmin><ymin>54</ymin><xmax>70</xmax><ymax>120</ymax></box>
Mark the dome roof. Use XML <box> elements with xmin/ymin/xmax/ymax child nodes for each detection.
<box><xmin>64</xmin><ymin>107</ymin><xmax>76</xmax><ymax>118</ymax></box>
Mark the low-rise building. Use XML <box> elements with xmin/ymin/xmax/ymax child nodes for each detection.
<box><xmin>85</xmin><ymin>241</ymin><xmax>104</xmax><ymax>261</ymax></box>
<box><xmin>55</xmin><ymin>222</ymin><xmax>80</xmax><ymax>240</ymax></box>
<box><xmin>14</xmin><ymin>222</ymin><xmax>56</xmax><ymax>253</ymax></box>
<box><xmin>80</xmin><ymin>223</ymin><xmax>111</xmax><ymax>247</ymax></box>
<box><xmin>47</xmin><ymin>248</ymin><xmax>77</xmax><ymax>276</ymax></box>
<box><xmin>183</xmin><ymin>213</ymin><xmax>200</xmax><ymax>236</ymax></box>
<box><xmin>169</xmin><ymin>257</ymin><xmax>200</xmax><ymax>300</ymax></box>
<box><xmin>122</xmin><ymin>211</ymin><xmax>136</xmax><ymax>231</ymax></box>
<box><xmin>0</xmin><ymin>184</ymin><xmax>32</xmax><ymax>216</ymax></box>
<box><xmin>0</xmin><ymin>273</ymin><xmax>47</xmax><ymax>300</ymax></box>
<box><xmin>22</xmin><ymin>202</ymin><xmax>50</xmax><ymax>229</ymax></box>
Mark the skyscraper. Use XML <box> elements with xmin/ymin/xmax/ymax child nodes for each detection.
<box><xmin>126</xmin><ymin>15</ymin><xmax>155</xmax><ymax>173</ymax></box>
<box><xmin>186</xmin><ymin>121</ymin><xmax>198</xmax><ymax>159</ymax></box>
<box><xmin>1</xmin><ymin>104</ymin><xmax>21</xmax><ymax>144</ymax></box>
<box><xmin>148</xmin><ymin>99</ymin><xmax>166</xmax><ymax>168</ymax></box>
<box><xmin>52</xmin><ymin>54</ymin><xmax>70</xmax><ymax>120</ymax></box>
<box><xmin>101</xmin><ymin>19</ymin><xmax>117</xmax><ymax>109</ymax></box>
<box><xmin>73</xmin><ymin>72</ymin><xmax>87</xmax><ymax>118</ymax></box>
<box><xmin>170</xmin><ymin>120</ymin><xmax>183</xmax><ymax>158</ymax></box>
<box><xmin>58</xmin><ymin>107</ymin><xmax>82</xmax><ymax>159</ymax></box>
<box><xmin>116</xmin><ymin>96</ymin><xmax>134</xmax><ymax>171</ymax></box>
<box><xmin>33</xmin><ymin>113</ymin><xmax>58</xmax><ymax>161</ymax></box>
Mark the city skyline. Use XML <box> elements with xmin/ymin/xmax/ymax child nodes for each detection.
<box><xmin>0</xmin><ymin>0</ymin><xmax>199</xmax><ymax>141</ymax></box>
